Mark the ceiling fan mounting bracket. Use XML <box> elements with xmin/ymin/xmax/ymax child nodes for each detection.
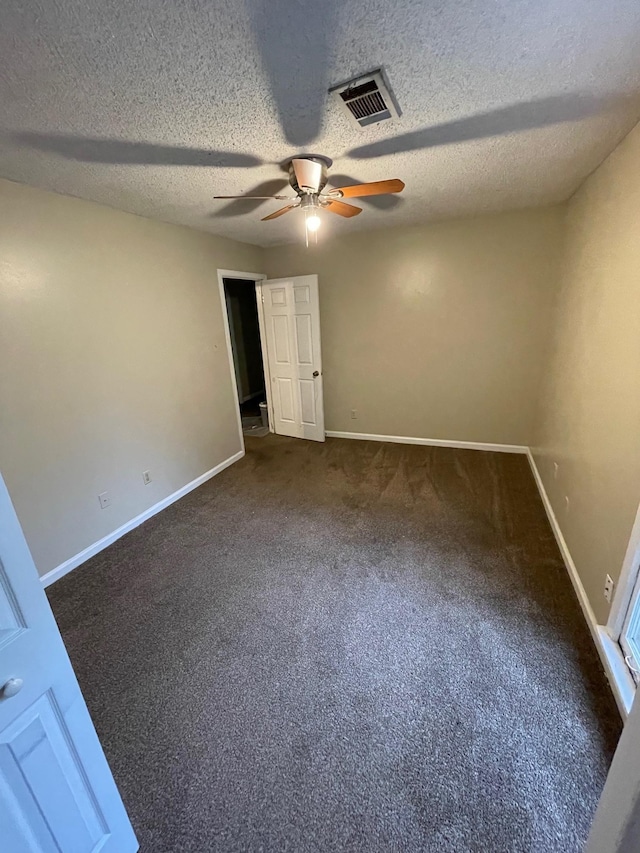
<box><xmin>289</xmin><ymin>154</ymin><xmax>333</xmax><ymax>168</ymax></box>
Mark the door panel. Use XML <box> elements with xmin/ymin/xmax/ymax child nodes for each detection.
<box><xmin>294</xmin><ymin>315</ymin><xmax>313</xmax><ymax>364</ymax></box>
<box><xmin>269</xmin><ymin>287</ymin><xmax>286</xmax><ymax>306</ymax></box>
<box><xmin>1</xmin><ymin>692</ymin><xmax>108</xmax><ymax>852</ymax></box>
<box><xmin>299</xmin><ymin>380</ymin><xmax>317</xmax><ymax>425</ymax></box>
<box><xmin>294</xmin><ymin>284</ymin><xmax>310</xmax><ymax>304</ymax></box>
<box><xmin>272</xmin><ymin>315</ymin><xmax>291</xmax><ymax>364</ymax></box>
<box><xmin>0</xmin><ymin>475</ymin><xmax>137</xmax><ymax>852</ymax></box>
<box><xmin>276</xmin><ymin>378</ymin><xmax>295</xmax><ymax>422</ymax></box>
<box><xmin>0</xmin><ymin>570</ymin><xmax>26</xmax><ymax>649</ymax></box>
<box><xmin>261</xmin><ymin>275</ymin><xmax>325</xmax><ymax>442</ymax></box>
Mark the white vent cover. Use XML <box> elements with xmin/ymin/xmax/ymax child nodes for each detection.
<box><xmin>330</xmin><ymin>70</ymin><xmax>400</xmax><ymax>129</ymax></box>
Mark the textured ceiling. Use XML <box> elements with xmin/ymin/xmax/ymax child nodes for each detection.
<box><xmin>2</xmin><ymin>0</ymin><xmax>640</xmax><ymax>247</ymax></box>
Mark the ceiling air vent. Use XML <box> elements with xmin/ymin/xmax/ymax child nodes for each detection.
<box><xmin>330</xmin><ymin>69</ymin><xmax>400</xmax><ymax>130</ymax></box>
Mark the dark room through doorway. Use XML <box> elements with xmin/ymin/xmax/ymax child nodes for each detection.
<box><xmin>222</xmin><ymin>277</ymin><xmax>269</xmax><ymax>437</ymax></box>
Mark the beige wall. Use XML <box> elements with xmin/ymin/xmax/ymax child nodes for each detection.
<box><xmin>0</xmin><ymin>178</ymin><xmax>263</xmax><ymax>578</ymax></box>
<box><xmin>9</xmin><ymin>154</ymin><xmax>636</xmax><ymax>614</ymax></box>
<box><xmin>265</xmin><ymin>208</ymin><xmax>564</xmax><ymax>445</ymax></box>
<box><xmin>533</xmin><ymin>123</ymin><xmax>640</xmax><ymax>625</ymax></box>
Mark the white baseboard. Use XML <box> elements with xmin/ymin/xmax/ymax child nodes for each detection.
<box><xmin>326</xmin><ymin>430</ymin><xmax>528</xmax><ymax>454</ymax></box>
<box><xmin>40</xmin><ymin>449</ymin><xmax>245</xmax><ymax>589</ymax></box>
<box><xmin>526</xmin><ymin>450</ymin><xmax>633</xmax><ymax>718</ymax></box>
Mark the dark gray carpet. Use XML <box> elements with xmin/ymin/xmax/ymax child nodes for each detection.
<box><xmin>47</xmin><ymin>435</ymin><xmax>621</xmax><ymax>852</ymax></box>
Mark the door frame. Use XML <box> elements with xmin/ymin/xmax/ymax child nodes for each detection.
<box><xmin>597</xmin><ymin>497</ymin><xmax>640</xmax><ymax>714</ymax></box>
<box><xmin>217</xmin><ymin>269</ymin><xmax>272</xmax><ymax>449</ymax></box>
<box><xmin>607</xmin><ymin>499</ymin><xmax>640</xmax><ymax>640</ymax></box>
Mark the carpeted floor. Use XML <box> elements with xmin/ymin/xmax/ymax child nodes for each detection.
<box><xmin>47</xmin><ymin>435</ymin><xmax>621</xmax><ymax>852</ymax></box>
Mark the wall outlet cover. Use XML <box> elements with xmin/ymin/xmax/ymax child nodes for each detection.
<box><xmin>98</xmin><ymin>491</ymin><xmax>111</xmax><ymax>509</ymax></box>
<box><xmin>143</xmin><ymin>470</ymin><xmax>152</xmax><ymax>485</ymax></box>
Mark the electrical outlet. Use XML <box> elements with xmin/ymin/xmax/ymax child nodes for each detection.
<box><xmin>604</xmin><ymin>574</ymin><xmax>615</xmax><ymax>603</ymax></box>
<box><xmin>98</xmin><ymin>491</ymin><xmax>111</xmax><ymax>509</ymax></box>
<box><xmin>142</xmin><ymin>470</ymin><xmax>152</xmax><ymax>485</ymax></box>
<box><xmin>350</xmin><ymin>409</ymin><xmax>358</xmax><ymax>419</ymax></box>
<box><xmin>553</xmin><ymin>462</ymin><xmax>559</xmax><ymax>480</ymax></box>
<box><xmin>564</xmin><ymin>496</ymin><xmax>570</xmax><ymax>513</ymax></box>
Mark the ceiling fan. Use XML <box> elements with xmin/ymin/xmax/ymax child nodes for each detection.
<box><xmin>213</xmin><ymin>156</ymin><xmax>404</xmax><ymax>239</ymax></box>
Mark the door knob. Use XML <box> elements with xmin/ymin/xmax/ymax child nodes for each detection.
<box><xmin>313</xmin><ymin>371</ymin><xmax>320</xmax><ymax>377</ymax></box>
<box><xmin>1</xmin><ymin>677</ymin><xmax>24</xmax><ymax>699</ymax></box>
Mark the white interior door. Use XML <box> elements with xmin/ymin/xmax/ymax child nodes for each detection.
<box><xmin>0</xmin><ymin>474</ymin><xmax>137</xmax><ymax>852</ymax></box>
<box><xmin>261</xmin><ymin>275</ymin><xmax>325</xmax><ymax>442</ymax></box>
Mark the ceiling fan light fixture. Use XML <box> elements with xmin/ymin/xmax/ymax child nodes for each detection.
<box><xmin>303</xmin><ymin>208</ymin><xmax>321</xmax><ymax>247</ymax></box>
<box><xmin>305</xmin><ymin>212</ymin><xmax>321</xmax><ymax>232</ymax></box>
<box><xmin>301</xmin><ymin>196</ymin><xmax>322</xmax><ymax>245</ymax></box>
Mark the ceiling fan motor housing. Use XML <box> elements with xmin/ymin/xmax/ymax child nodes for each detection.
<box><xmin>289</xmin><ymin>157</ymin><xmax>329</xmax><ymax>195</ymax></box>
<box><xmin>300</xmin><ymin>194</ymin><xmax>320</xmax><ymax>210</ymax></box>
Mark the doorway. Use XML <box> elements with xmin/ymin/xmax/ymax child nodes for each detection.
<box><xmin>221</xmin><ymin>275</ymin><xmax>270</xmax><ymax>439</ymax></box>
<box><xmin>218</xmin><ymin>270</ymin><xmax>325</xmax><ymax>445</ymax></box>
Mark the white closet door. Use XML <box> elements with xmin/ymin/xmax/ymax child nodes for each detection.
<box><xmin>261</xmin><ymin>275</ymin><xmax>325</xmax><ymax>442</ymax></box>
<box><xmin>0</xmin><ymin>473</ymin><xmax>138</xmax><ymax>852</ymax></box>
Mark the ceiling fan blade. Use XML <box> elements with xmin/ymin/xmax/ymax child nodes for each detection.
<box><xmin>14</xmin><ymin>132</ymin><xmax>263</xmax><ymax>167</ymax></box>
<box><xmin>261</xmin><ymin>204</ymin><xmax>299</xmax><ymax>221</ymax></box>
<box><xmin>322</xmin><ymin>200</ymin><xmax>362</xmax><ymax>218</ymax></box>
<box><xmin>346</xmin><ymin>93</ymin><xmax>629</xmax><ymax>160</ymax></box>
<box><xmin>328</xmin><ymin>175</ymin><xmax>403</xmax><ymax>210</ymax></box>
<box><xmin>214</xmin><ymin>195</ymin><xmax>291</xmax><ymax>199</ymax></box>
<box><xmin>330</xmin><ymin>179</ymin><xmax>405</xmax><ymax>198</ymax></box>
<box><xmin>212</xmin><ymin>179</ymin><xmax>292</xmax><ymax>218</ymax></box>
